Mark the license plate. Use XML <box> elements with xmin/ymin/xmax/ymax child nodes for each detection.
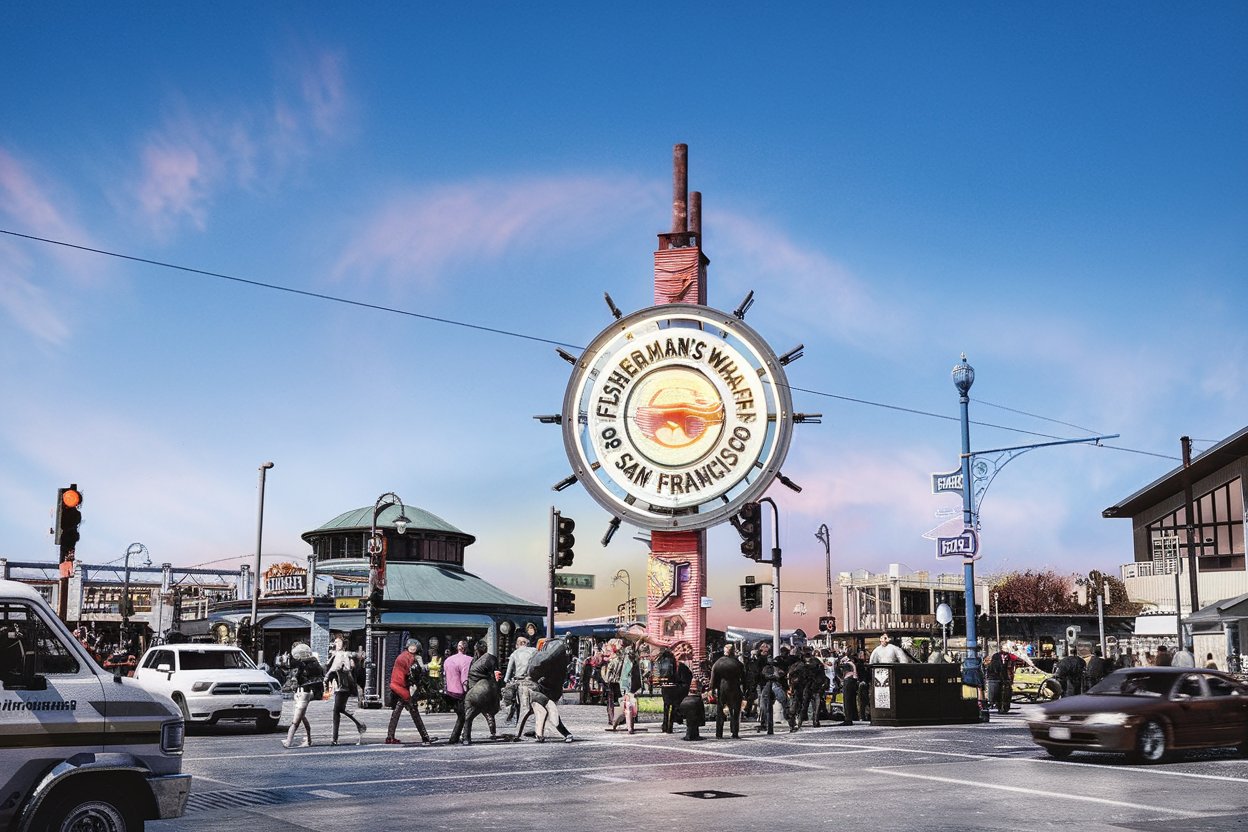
<box><xmin>1048</xmin><ymin>725</ymin><xmax>1071</xmax><ymax>740</ymax></box>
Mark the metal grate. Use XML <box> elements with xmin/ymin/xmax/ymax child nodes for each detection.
<box><xmin>185</xmin><ymin>790</ymin><xmax>289</xmax><ymax>813</ymax></box>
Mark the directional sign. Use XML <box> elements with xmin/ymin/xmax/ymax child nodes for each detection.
<box><xmin>554</xmin><ymin>573</ymin><xmax>595</xmax><ymax>589</ymax></box>
<box><xmin>936</xmin><ymin>528</ymin><xmax>979</xmax><ymax>558</ymax></box>
<box><xmin>931</xmin><ymin>469</ymin><xmax>965</xmax><ymax>494</ymax></box>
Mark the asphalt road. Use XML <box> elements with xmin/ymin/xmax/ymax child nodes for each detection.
<box><xmin>151</xmin><ymin>701</ymin><xmax>1248</xmax><ymax>832</ymax></box>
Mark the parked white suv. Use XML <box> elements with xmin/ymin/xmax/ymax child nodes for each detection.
<box><xmin>133</xmin><ymin>643</ymin><xmax>283</xmax><ymax>731</ymax></box>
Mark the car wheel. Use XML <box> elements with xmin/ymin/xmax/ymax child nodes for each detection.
<box><xmin>33</xmin><ymin>783</ymin><xmax>141</xmax><ymax>832</ymax></box>
<box><xmin>257</xmin><ymin>714</ymin><xmax>279</xmax><ymax>732</ymax></box>
<box><xmin>171</xmin><ymin>692</ymin><xmax>190</xmax><ymax>719</ymax></box>
<box><xmin>1044</xmin><ymin>744</ymin><xmax>1073</xmax><ymax>760</ymax></box>
<box><xmin>1038</xmin><ymin>680</ymin><xmax>1062</xmax><ymax>701</ymax></box>
<box><xmin>1131</xmin><ymin>719</ymin><xmax>1169</xmax><ymax>764</ymax></box>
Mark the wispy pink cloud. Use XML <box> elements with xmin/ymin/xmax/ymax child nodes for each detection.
<box><xmin>332</xmin><ymin>175</ymin><xmax>662</xmax><ymax>288</ymax></box>
<box><xmin>0</xmin><ymin>148</ymin><xmax>97</xmax><ymax>345</ymax></box>
<box><xmin>710</xmin><ymin>211</ymin><xmax>909</xmax><ymax>351</ymax></box>
<box><xmin>130</xmin><ymin>47</ymin><xmax>350</xmax><ymax>234</ymax></box>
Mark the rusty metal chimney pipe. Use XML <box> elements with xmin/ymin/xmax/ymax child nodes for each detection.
<box><xmin>672</xmin><ymin>143</ymin><xmax>688</xmax><ymax>233</ymax></box>
<box><xmin>689</xmin><ymin>191</ymin><xmax>701</xmax><ymax>238</ymax></box>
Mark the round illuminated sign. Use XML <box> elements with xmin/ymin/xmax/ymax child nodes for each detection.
<box><xmin>562</xmin><ymin>304</ymin><xmax>794</xmax><ymax>531</ymax></box>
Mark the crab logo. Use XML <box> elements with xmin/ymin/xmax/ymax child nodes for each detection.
<box><xmin>629</xmin><ymin>369</ymin><xmax>726</xmax><ymax>466</ymax></box>
<box><xmin>633</xmin><ymin>388</ymin><xmax>724</xmax><ymax>448</ymax></box>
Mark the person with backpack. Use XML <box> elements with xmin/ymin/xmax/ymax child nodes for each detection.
<box><xmin>326</xmin><ymin>637</ymin><xmax>366</xmax><ymax>745</ymax></box>
<box><xmin>282</xmin><ymin>642</ymin><xmax>324</xmax><ymax>749</ymax></box>
<box><xmin>461</xmin><ymin>640</ymin><xmax>500</xmax><ymax>745</ymax></box>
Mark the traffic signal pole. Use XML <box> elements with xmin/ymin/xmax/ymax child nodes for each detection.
<box><xmin>547</xmin><ymin>506</ymin><xmax>556</xmax><ymax>640</ymax></box>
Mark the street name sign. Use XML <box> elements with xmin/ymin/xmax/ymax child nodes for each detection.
<box><xmin>554</xmin><ymin>573</ymin><xmax>595</xmax><ymax>589</ymax></box>
<box><xmin>931</xmin><ymin>469</ymin><xmax>964</xmax><ymax>494</ymax></box>
<box><xmin>936</xmin><ymin>528</ymin><xmax>979</xmax><ymax>558</ymax></box>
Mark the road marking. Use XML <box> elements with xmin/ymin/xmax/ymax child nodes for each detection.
<box><xmin>582</xmin><ymin>774</ymin><xmax>633</xmax><ymax>783</ymax></box>
<box><xmin>624</xmin><ymin>741</ymin><xmax>828</xmax><ymax>769</ymax></box>
<box><xmin>308</xmin><ymin>789</ymin><xmax>350</xmax><ymax>799</ymax></box>
<box><xmin>1003</xmin><ymin>755</ymin><xmax>1248</xmax><ymax>783</ymax></box>
<box><xmin>863</xmin><ymin>767</ymin><xmax>1204</xmax><ymax>817</ymax></box>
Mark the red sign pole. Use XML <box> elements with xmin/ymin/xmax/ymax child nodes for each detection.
<box><xmin>646</xmin><ymin>144</ymin><xmax>709</xmax><ymax>674</ymax></box>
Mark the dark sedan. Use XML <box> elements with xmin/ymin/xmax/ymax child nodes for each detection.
<box><xmin>1023</xmin><ymin>667</ymin><xmax>1248</xmax><ymax>763</ymax></box>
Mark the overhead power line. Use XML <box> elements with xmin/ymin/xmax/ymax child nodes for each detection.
<box><xmin>1</xmin><ymin>227</ymin><xmax>1179</xmax><ymax>461</ymax></box>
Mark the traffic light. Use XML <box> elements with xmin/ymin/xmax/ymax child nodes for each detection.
<box><xmin>555</xmin><ymin>513</ymin><xmax>575</xmax><ymax>568</ymax></box>
<box><xmin>739</xmin><ymin>583</ymin><xmax>762</xmax><ymax>611</ymax></box>
<box><xmin>737</xmin><ymin>501</ymin><xmax>762</xmax><ymax>560</ymax></box>
<box><xmin>554</xmin><ymin>589</ymin><xmax>576</xmax><ymax>614</ymax></box>
<box><xmin>55</xmin><ymin>485</ymin><xmax>83</xmax><ymax>562</ymax></box>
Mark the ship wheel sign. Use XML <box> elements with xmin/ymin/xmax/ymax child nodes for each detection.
<box><xmin>561</xmin><ymin>303</ymin><xmax>796</xmax><ymax>531</ymax></box>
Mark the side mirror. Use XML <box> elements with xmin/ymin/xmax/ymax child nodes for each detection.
<box><xmin>1173</xmin><ymin>692</ymin><xmax>1191</xmax><ymax>702</ymax></box>
<box><xmin>156</xmin><ymin>664</ymin><xmax>172</xmax><ymax>673</ymax></box>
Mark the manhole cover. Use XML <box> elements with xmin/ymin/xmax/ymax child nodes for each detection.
<box><xmin>673</xmin><ymin>790</ymin><xmax>746</xmax><ymax>800</ymax></box>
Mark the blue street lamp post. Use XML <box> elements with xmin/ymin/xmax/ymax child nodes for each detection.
<box><xmin>952</xmin><ymin>355</ymin><xmax>981</xmax><ymax>687</ymax></box>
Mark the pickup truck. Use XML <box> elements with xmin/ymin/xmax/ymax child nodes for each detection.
<box><xmin>0</xmin><ymin>578</ymin><xmax>191</xmax><ymax>831</ymax></box>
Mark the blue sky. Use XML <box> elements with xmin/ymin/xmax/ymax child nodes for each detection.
<box><xmin>2</xmin><ymin>4</ymin><xmax>1245</xmax><ymax>630</ymax></box>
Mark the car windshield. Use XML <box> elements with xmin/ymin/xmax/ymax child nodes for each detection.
<box><xmin>1086</xmin><ymin>671</ymin><xmax>1172</xmax><ymax>697</ymax></box>
<box><xmin>178</xmin><ymin>649</ymin><xmax>255</xmax><ymax>671</ymax></box>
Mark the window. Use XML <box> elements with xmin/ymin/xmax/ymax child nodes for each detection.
<box><xmin>1206</xmin><ymin>676</ymin><xmax>1243</xmax><ymax>697</ymax></box>
<box><xmin>176</xmin><ymin>649</ymin><xmax>256</xmax><ymax>671</ymax></box>
<box><xmin>1146</xmin><ymin>478</ymin><xmax>1245</xmax><ymax>572</ymax></box>
<box><xmin>1176</xmin><ymin>675</ymin><xmax>1205</xmax><ymax>698</ymax></box>
<box><xmin>0</xmin><ymin>602</ymin><xmax>79</xmax><ymax>678</ymax></box>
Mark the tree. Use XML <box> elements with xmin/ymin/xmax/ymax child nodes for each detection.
<box><xmin>989</xmin><ymin>570</ymin><xmax>1080</xmax><ymax>614</ymax></box>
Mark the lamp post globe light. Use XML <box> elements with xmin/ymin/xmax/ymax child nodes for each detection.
<box><xmin>952</xmin><ymin>354</ymin><xmax>981</xmax><ymax>687</ymax></box>
<box><xmin>363</xmin><ymin>491</ymin><xmax>411</xmax><ymax>707</ymax></box>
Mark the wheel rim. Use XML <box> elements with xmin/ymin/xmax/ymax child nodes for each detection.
<box><xmin>1139</xmin><ymin>721</ymin><xmax>1165</xmax><ymax>760</ymax></box>
<box><xmin>60</xmin><ymin>801</ymin><xmax>126</xmax><ymax>832</ymax></box>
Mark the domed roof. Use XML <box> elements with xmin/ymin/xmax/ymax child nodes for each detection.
<box><xmin>303</xmin><ymin>504</ymin><xmax>474</xmax><ymax>544</ymax></box>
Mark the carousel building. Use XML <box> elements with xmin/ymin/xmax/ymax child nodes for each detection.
<box><xmin>210</xmin><ymin>502</ymin><xmax>546</xmax><ymax>700</ymax></box>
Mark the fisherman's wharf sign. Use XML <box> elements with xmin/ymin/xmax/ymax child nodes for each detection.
<box><xmin>562</xmin><ymin>304</ymin><xmax>793</xmax><ymax>530</ymax></box>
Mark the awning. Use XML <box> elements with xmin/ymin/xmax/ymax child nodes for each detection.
<box><xmin>379</xmin><ymin>612</ymin><xmax>496</xmax><ymax>629</ymax></box>
<box><xmin>1134</xmin><ymin>614</ymin><xmax>1178</xmax><ymax>636</ymax></box>
<box><xmin>256</xmin><ymin>614</ymin><xmax>311</xmax><ymax>631</ymax></box>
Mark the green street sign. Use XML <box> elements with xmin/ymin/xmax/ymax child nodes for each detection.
<box><xmin>554</xmin><ymin>573</ymin><xmax>595</xmax><ymax>589</ymax></box>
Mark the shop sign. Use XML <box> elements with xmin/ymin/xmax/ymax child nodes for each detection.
<box><xmin>263</xmin><ymin>563</ymin><xmax>307</xmax><ymax>597</ymax></box>
<box><xmin>334</xmin><ymin>597</ymin><xmax>361</xmax><ymax>609</ymax></box>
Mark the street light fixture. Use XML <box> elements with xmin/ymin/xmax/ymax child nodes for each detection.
<box><xmin>815</xmin><ymin>522</ymin><xmax>831</xmax><ymax>611</ymax></box>
<box><xmin>952</xmin><ymin>354</ymin><xmax>981</xmax><ymax>687</ymax></box>
<box><xmin>612</xmin><ymin>569</ymin><xmax>631</xmax><ymax>622</ymax></box>
<box><xmin>122</xmin><ymin>543</ymin><xmax>150</xmax><ymax>651</ymax></box>
<box><xmin>250</xmin><ymin>462</ymin><xmax>274</xmax><ymax>662</ymax></box>
<box><xmin>363</xmin><ymin>491</ymin><xmax>411</xmax><ymax>707</ymax></box>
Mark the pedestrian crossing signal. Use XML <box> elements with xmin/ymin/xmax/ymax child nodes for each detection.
<box><xmin>739</xmin><ymin>583</ymin><xmax>762</xmax><ymax>611</ymax></box>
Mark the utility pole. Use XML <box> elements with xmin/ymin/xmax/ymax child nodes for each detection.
<box><xmin>1181</xmin><ymin>436</ymin><xmax>1199</xmax><ymax>623</ymax></box>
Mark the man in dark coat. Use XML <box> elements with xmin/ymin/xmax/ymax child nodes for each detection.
<box><xmin>757</xmin><ymin>651</ymin><xmax>794</xmax><ymax>734</ymax></box>
<box><xmin>1082</xmin><ymin>647</ymin><xmax>1107</xmax><ymax>691</ymax></box>
<box><xmin>709</xmin><ymin>644</ymin><xmax>745</xmax><ymax>739</ymax></box>
<box><xmin>984</xmin><ymin>647</ymin><xmax>1011</xmax><ymax>714</ymax></box>
<box><xmin>461</xmin><ymin>640</ymin><xmax>500</xmax><ymax>745</ymax></box>
<box><xmin>1054</xmin><ymin>651</ymin><xmax>1086</xmax><ymax>698</ymax></box>
<box><xmin>655</xmin><ymin>648</ymin><xmax>684</xmax><ymax>733</ymax></box>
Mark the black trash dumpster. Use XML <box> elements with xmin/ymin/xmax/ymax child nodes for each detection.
<box><xmin>868</xmin><ymin>662</ymin><xmax>979</xmax><ymax>726</ymax></box>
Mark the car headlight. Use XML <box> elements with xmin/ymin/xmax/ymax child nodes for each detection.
<box><xmin>191</xmin><ymin>681</ymin><xmax>211</xmax><ymax>692</ymax></box>
<box><xmin>1082</xmin><ymin>712</ymin><xmax>1129</xmax><ymax>726</ymax></box>
<box><xmin>161</xmin><ymin>719</ymin><xmax>186</xmax><ymax>753</ymax></box>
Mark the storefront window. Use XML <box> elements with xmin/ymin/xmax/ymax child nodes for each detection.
<box><xmin>1147</xmin><ymin>477</ymin><xmax>1245</xmax><ymax>572</ymax></box>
